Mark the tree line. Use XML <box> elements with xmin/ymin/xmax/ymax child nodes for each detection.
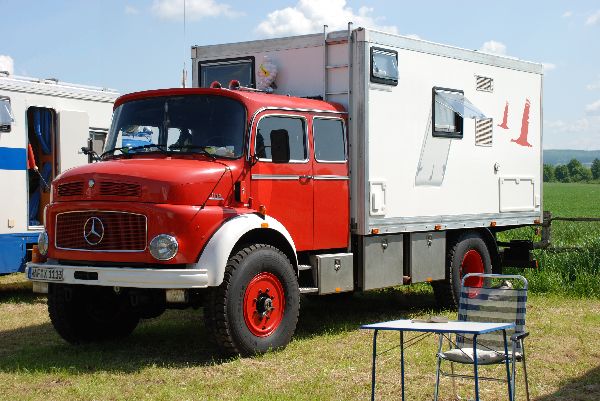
<box><xmin>544</xmin><ymin>158</ymin><xmax>600</xmax><ymax>183</ymax></box>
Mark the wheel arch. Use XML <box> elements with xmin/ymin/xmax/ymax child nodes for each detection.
<box><xmin>193</xmin><ymin>213</ymin><xmax>298</xmax><ymax>287</ymax></box>
<box><xmin>446</xmin><ymin>228</ymin><xmax>500</xmax><ymax>273</ymax></box>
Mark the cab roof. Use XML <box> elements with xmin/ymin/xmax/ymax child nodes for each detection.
<box><xmin>114</xmin><ymin>88</ymin><xmax>346</xmax><ymax>115</ymax></box>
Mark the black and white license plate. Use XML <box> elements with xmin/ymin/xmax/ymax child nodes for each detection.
<box><xmin>28</xmin><ymin>267</ymin><xmax>64</xmax><ymax>281</ymax></box>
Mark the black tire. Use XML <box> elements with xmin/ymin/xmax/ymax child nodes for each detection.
<box><xmin>432</xmin><ymin>232</ymin><xmax>492</xmax><ymax>309</ymax></box>
<box><xmin>204</xmin><ymin>244</ymin><xmax>300</xmax><ymax>356</ymax></box>
<box><xmin>48</xmin><ymin>284</ymin><xmax>139</xmax><ymax>344</ymax></box>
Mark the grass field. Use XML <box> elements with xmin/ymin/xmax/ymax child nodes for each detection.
<box><xmin>0</xmin><ymin>182</ymin><xmax>599</xmax><ymax>400</ymax></box>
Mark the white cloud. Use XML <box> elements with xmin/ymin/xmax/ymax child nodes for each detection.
<box><xmin>587</xmin><ymin>79</ymin><xmax>600</xmax><ymax>91</ymax></box>
<box><xmin>562</xmin><ymin>11</ymin><xmax>572</xmax><ymax>18</ymax></box>
<box><xmin>585</xmin><ymin>99</ymin><xmax>600</xmax><ymax>114</ymax></box>
<box><xmin>479</xmin><ymin>40</ymin><xmax>507</xmax><ymax>56</ymax></box>
<box><xmin>125</xmin><ymin>5</ymin><xmax>140</xmax><ymax>15</ymax></box>
<box><xmin>255</xmin><ymin>0</ymin><xmax>397</xmax><ymax>38</ymax></box>
<box><xmin>586</xmin><ymin>10</ymin><xmax>600</xmax><ymax>25</ymax></box>
<box><xmin>544</xmin><ymin>117</ymin><xmax>600</xmax><ymax>149</ymax></box>
<box><xmin>151</xmin><ymin>0</ymin><xmax>238</xmax><ymax>21</ymax></box>
<box><xmin>542</xmin><ymin>62</ymin><xmax>556</xmax><ymax>72</ymax></box>
<box><xmin>0</xmin><ymin>55</ymin><xmax>14</xmax><ymax>75</ymax></box>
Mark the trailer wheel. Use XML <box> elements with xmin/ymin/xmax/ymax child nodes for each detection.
<box><xmin>432</xmin><ymin>232</ymin><xmax>491</xmax><ymax>308</ymax></box>
<box><xmin>48</xmin><ymin>284</ymin><xmax>139</xmax><ymax>343</ymax></box>
<box><xmin>204</xmin><ymin>244</ymin><xmax>300</xmax><ymax>356</ymax></box>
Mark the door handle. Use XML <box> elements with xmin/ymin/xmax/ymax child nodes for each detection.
<box><xmin>299</xmin><ymin>175</ymin><xmax>313</xmax><ymax>180</ymax></box>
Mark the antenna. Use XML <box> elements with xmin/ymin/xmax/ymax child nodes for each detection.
<box><xmin>181</xmin><ymin>0</ymin><xmax>187</xmax><ymax>88</ymax></box>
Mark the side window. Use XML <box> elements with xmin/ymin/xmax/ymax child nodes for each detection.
<box><xmin>0</xmin><ymin>97</ymin><xmax>13</xmax><ymax>133</ymax></box>
<box><xmin>256</xmin><ymin>116</ymin><xmax>307</xmax><ymax>162</ymax></box>
<box><xmin>370</xmin><ymin>47</ymin><xmax>398</xmax><ymax>86</ymax></box>
<box><xmin>313</xmin><ymin>118</ymin><xmax>346</xmax><ymax>162</ymax></box>
<box><xmin>432</xmin><ymin>87</ymin><xmax>464</xmax><ymax>138</ymax></box>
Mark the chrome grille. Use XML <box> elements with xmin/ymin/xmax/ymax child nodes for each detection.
<box><xmin>57</xmin><ymin>182</ymin><xmax>84</xmax><ymax>197</ymax></box>
<box><xmin>55</xmin><ymin>211</ymin><xmax>147</xmax><ymax>251</ymax></box>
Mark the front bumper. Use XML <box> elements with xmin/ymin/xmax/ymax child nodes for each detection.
<box><xmin>26</xmin><ymin>261</ymin><xmax>209</xmax><ymax>289</ymax></box>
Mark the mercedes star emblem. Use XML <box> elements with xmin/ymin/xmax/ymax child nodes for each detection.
<box><xmin>83</xmin><ymin>217</ymin><xmax>105</xmax><ymax>245</ymax></box>
<box><xmin>88</xmin><ymin>179</ymin><xmax>95</xmax><ymax>188</ymax></box>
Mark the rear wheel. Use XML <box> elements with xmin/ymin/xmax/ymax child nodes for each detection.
<box><xmin>432</xmin><ymin>232</ymin><xmax>492</xmax><ymax>308</ymax></box>
<box><xmin>205</xmin><ymin>244</ymin><xmax>300</xmax><ymax>356</ymax></box>
<box><xmin>48</xmin><ymin>284</ymin><xmax>139</xmax><ymax>343</ymax></box>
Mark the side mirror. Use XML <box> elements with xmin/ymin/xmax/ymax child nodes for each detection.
<box><xmin>270</xmin><ymin>129</ymin><xmax>290</xmax><ymax>163</ymax></box>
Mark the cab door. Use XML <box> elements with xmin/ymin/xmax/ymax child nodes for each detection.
<box><xmin>250</xmin><ymin>113</ymin><xmax>314</xmax><ymax>251</ymax></box>
<box><xmin>311</xmin><ymin>117</ymin><xmax>349</xmax><ymax>249</ymax></box>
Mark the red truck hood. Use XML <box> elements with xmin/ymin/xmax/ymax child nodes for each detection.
<box><xmin>53</xmin><ymin>157</ymin><xmax>231</xmax><ymax>205</ymax></box>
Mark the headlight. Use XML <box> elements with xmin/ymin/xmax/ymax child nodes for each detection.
<box><xmin>38</xmin><ymin>231</ymin><xmax>49</xmax><ymax>256</ymax></box>
<box><xmin>149</xmin><ymin>234</ymin><xmax>178</xmax><ymax>261</ymax></box>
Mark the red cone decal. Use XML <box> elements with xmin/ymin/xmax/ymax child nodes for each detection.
<box><xmin>498</xmin><ymin>101</ymin><xmax>509</xmax><ymax>129</ymax></box>
<box><xmin>511</xmin><ymin>99</ymin><xmax>532</xmax><ymax>147</ymax></box>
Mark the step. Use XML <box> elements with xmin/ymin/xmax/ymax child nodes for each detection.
<box><xmin>298</xmin><ymin>264</ymin><xmax>313</xmax><ymax>271</ymax></box>
<box><xmin>299</xmin><ymin>287</ymin><xmax>319</xmax><ymax>294</ymax></box>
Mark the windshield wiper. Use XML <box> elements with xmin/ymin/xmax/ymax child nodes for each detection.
<box><xmin>167</xmin><ymin>144</ymin><xmax>216</xmax><ymax>160</ymax></box>
<box><xmin>101</xmin><ymin>144</ymin><xmax>168</xmax><ymax>159</ymax></box>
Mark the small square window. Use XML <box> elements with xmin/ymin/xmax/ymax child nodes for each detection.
<box><xmin>256</xmin><ymin>116</ymin><xmax>307</xmax><ymax>162</ymax></box>
<box><xmin>313</xmin><ymin>118</ymin><xmax>346</xmax><ymax>162</ymax></box>
<box><xmin>199</xmin><ymin>57</ymin><xmax>255</xmax><ymax>88</ymax></box>
<box><xmin>370</xmin><ymin>47</ymin><xmax>398</xmax><ymax>86</ymax></box>
<box><xmin>0</xmin><ymin>97</ymin><xmax>13</xmax><ymax>133</ymax></box>
<box><xmin>432</xmin><ymin>88</ymin><xmax>464</xmax><ymax>139</ymax></box>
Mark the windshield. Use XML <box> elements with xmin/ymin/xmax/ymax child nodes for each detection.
<box><xmin>104</xmin><ymin>95</ymin><xmax>246</xmax><ymax>158</ymax></box>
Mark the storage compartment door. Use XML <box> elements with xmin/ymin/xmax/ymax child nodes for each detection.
<box><xmin>499</xmin><ymin>177</ymin><xmax>535</xmax><ymax>212</ymax></box>
<box><xmin>58</xmin><ymin>110</ymin><xmax>89</xmax><ymax>172</ymax></box>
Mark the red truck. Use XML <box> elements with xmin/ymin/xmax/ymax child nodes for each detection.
<box><xmin>27</xmin><ymin>28</ymin><xmax>542</xmax><ymax>355</ymax></box>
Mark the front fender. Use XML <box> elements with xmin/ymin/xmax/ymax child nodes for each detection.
<box><xmin>192</xmin><ymin>213</ymin><xmax>297</xmax><ymax>286</ymax></box>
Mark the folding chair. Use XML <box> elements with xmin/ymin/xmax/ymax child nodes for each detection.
<box><xmin>434</xmin><ymin>273</ymin><xmax>531</xmax><ymax>401</ymax></box>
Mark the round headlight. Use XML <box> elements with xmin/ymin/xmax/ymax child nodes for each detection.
<box><xmin>38</xmin><ymin>231</ymin><xmax>49</xmax><ymax>256</ymax></box>
<box><xmin>149</xmin><ymin>234</ymin><xmax>179</xmax><ymax>261</ymax></box>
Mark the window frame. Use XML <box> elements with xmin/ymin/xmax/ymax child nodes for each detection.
<box><xmin>432</xmin><ymin>86</ymin><xmax>464</xmax><ymax>139</ymax></box>
<box><xmin>370</xmin><ymin>47</ymin><xmax>399</xmax><ymax>86</ymax></box>
<box><xmin>0</xmin><ymin>96</ymin><xmax>13</xmax><ymax>133</ymax></box>
<box><xmin>312</xmin><ymin>116</ymin><xmax>347</xmax><ymax>163</ymax></box>
<box><xmin>198</xmin><ymin>56</ymin><xmax>255</xmax><ymax>88</ymax></box>
<box><xmin>254</xmin><ymin>113</ymin><xmax>309</xmax><ymax>164</ymax></box>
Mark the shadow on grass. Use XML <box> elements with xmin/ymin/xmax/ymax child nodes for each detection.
<box><xmin>0</xmin><ymin>284</ymin><xmax>442</xmax><ymax>374</ymax></box>
<box><xmin>534</xmin><ymin>365</ymin><xmax>600</xmax><ymax>401</ymax></box>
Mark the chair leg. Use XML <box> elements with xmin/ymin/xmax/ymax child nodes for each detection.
<box><xmin>434</xmin><ymin>334</ymin><xmax>444</xmax><ymax>401</ymax></box>
<box><xmin>512</xmin><ymin>339</ymin><xmax>517</xmax><ymax>401</ymax></box>
<box><xmin>448</xmin><ymin>336</ymin><xmax>459</xmax><ymax>400</ymax></box>
<box><xmin>521</xmin><ymin>340</ymin><xmax>531</xmax><ymax>401</ymax></box>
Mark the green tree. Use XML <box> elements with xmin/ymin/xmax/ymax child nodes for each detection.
<box><xmin>543</xmin><ymin>164</ymin><xmax>555</xmax><ymax>182</ymax></box>
<box><xmin>566</xmin><ymin>158</ymin><xmax>593</xmax><ymax>182</ymax></box>
<box><xmin>567</xmin><ymin>158</ymin><xmax>582</xmax><ymax>177</ymax></box>
<box><xmin>592</xmin><ymin>158</ymin><xmax>600</xmax><ymax>180</ymax></box>
<box><xmin>555</xmin><ymin>165</ymin><xmax>570</xmax><ymax>183</ymax></box>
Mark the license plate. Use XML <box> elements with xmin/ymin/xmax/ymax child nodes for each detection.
<box><xmin>28</xmin><ymin>266</ymin><xmax>64</xmax><ymax>281</ymax></box>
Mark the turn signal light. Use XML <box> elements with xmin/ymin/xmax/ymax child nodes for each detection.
<box><xmin>31</xmin><ymin>245</ymin><xmax>46</xmax><ymax>263</ymax></box>
<box><xmin>490</xmin><ymin>221</ymin><xmax>497</xmax><ymax>227</ymax></box>
<box><xmin>434</xmin><ymin>225</ymin><xmax>442</xmax><ymax>230</ymax></box>
<box><xmin>258</xmin><ymin>204</ymin><xmax>267</xmax><ymax>215</ymax></box>
<box><xmin>371</xmin><ymin>228</ymin><xmax>380</xmax><ymax>234</ymax></box>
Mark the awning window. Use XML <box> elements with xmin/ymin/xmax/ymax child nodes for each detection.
<box><xmin>0</xmin><ymin>97</ymin><xmax>13</xmax><ymax>132</ymax></box>
<box><xmin>434</xmin><ymin>89</ymin><xmax>487</xmax><ymax>119</ymax></box>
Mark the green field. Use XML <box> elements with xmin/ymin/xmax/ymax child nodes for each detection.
<box><xmin>0</xmin><ymin>182</ymin><xmax>598</xmax><ymax>400</ymax></box>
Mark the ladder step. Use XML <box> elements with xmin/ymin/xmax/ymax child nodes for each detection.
<box><xmin>326</xmin><ymin>64</ymin><xmax>349</xmax><ymax>69</ymax></box>
<box><xmin>299</xmin><ymin>287</ymin><xmax>319</xmax><ymax>294</ymax></box>
<box><xmin>326</xmin><ymin>91</ymin><xmax>349</xmax><ymax>96</ymax></box>
<box><xmin>298</xmin><ymin>264</ymin><xmax>313</xmax><ymax>271</ymax></box>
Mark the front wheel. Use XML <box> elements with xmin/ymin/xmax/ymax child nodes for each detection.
<box><xmin>432</xmin><ymin>232</ymin><xmax>492</xmax><ymax>308</ymax></box>
<box><xmin>204</xmin><ymin>244</ymin><xmax>300</xmax><ymax>356</ymax></box>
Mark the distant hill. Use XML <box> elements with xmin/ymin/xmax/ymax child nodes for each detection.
<box><xmin>543</xmin><ymin>149</ymin><xmax>600</xmax><ymax>167</ymax></box>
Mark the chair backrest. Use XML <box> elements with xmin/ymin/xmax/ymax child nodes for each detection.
<box><xmin>457</xmin><ymin>274</ymin><xmax>528</xmax><ymax>353</ymax></box>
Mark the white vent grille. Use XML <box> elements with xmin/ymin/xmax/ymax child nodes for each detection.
<box><xmin>475</xmin><ymin>118</ymin><xmax>493</xmax><ymax>146</ymax></box>
<box><xmin>476</xmin><ymin>76</ymin><xmax>493</xmax><ymax>92</ymax></box>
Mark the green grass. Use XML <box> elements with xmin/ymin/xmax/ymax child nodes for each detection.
<box><xmin>501</xmin><ymin>183</ymin><xmax>600</xmax><ymax>298</ymax></box>
<box><xmin>0</xmin><ymin>182</ymin><xmax>599</xmax><ymax>400</ymax></box>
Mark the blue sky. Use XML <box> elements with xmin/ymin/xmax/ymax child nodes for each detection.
<box><xmin>1</xmin><ymin>0</ymin><xmax>599</xmax><ymax>149</ymax></box>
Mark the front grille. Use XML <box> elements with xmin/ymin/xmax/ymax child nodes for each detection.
<box><xmin>58</xmin><ymin>182</ymin><xmax>84</xmax><ymax>197</ymax></box>
<box><xmin>99</xmin><ymin>182</ymin><xmax>141</xmax><ymax>197</ymax></box>
<box><xmin>55</xmin><ymin>211</ymin><xmax>147</xmax><ymax>251</ymax></box>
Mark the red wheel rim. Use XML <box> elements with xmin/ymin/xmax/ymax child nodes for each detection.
<box><xmin>461</xmin><ymin>249</ymin><xmax>484</xmax><ymax>288</ymax></box>
<box><xmin>243</xmin><ymin>272</ymin><xmax>285</xmax><ymax>337</ymax></box>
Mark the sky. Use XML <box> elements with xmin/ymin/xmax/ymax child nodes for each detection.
<box><xmin>1</xmin><ymin>0</ymin><xmax>599</xmax><ymax>150</ymax></box>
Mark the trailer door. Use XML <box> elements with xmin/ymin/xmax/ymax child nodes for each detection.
<box><xmin>250</xmin><ymin>112</ymin><xmax>314</xmax><ymax>251</ymax></box>
<box><xmin>58</xmin><ymin>110</ymin><xmax>89</xmax><ymax>172</ymax></box>
<box><xmin>311</xmin><ymin>117</ymin><xmax>349</xmax><ymax>249</ymax></box>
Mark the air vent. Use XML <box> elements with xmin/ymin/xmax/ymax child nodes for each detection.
<box><xmin>475</xmin><ymin>118</ymin><xmax>493</xmax><ymax>147</ymax></box>
<box><xmin>99</xmin><ymin>182</ymin><xmax>141</xmax><ymax>197</ymax></box>
<box><xmin>58</xmin><ymin>182</ymin><xmax>84</xmax><ymax>197</ymax></box>
<box><xmin>476</xmin><ymin>75</ymin><xmax>493</xmax><ymax>92</ymax></box>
